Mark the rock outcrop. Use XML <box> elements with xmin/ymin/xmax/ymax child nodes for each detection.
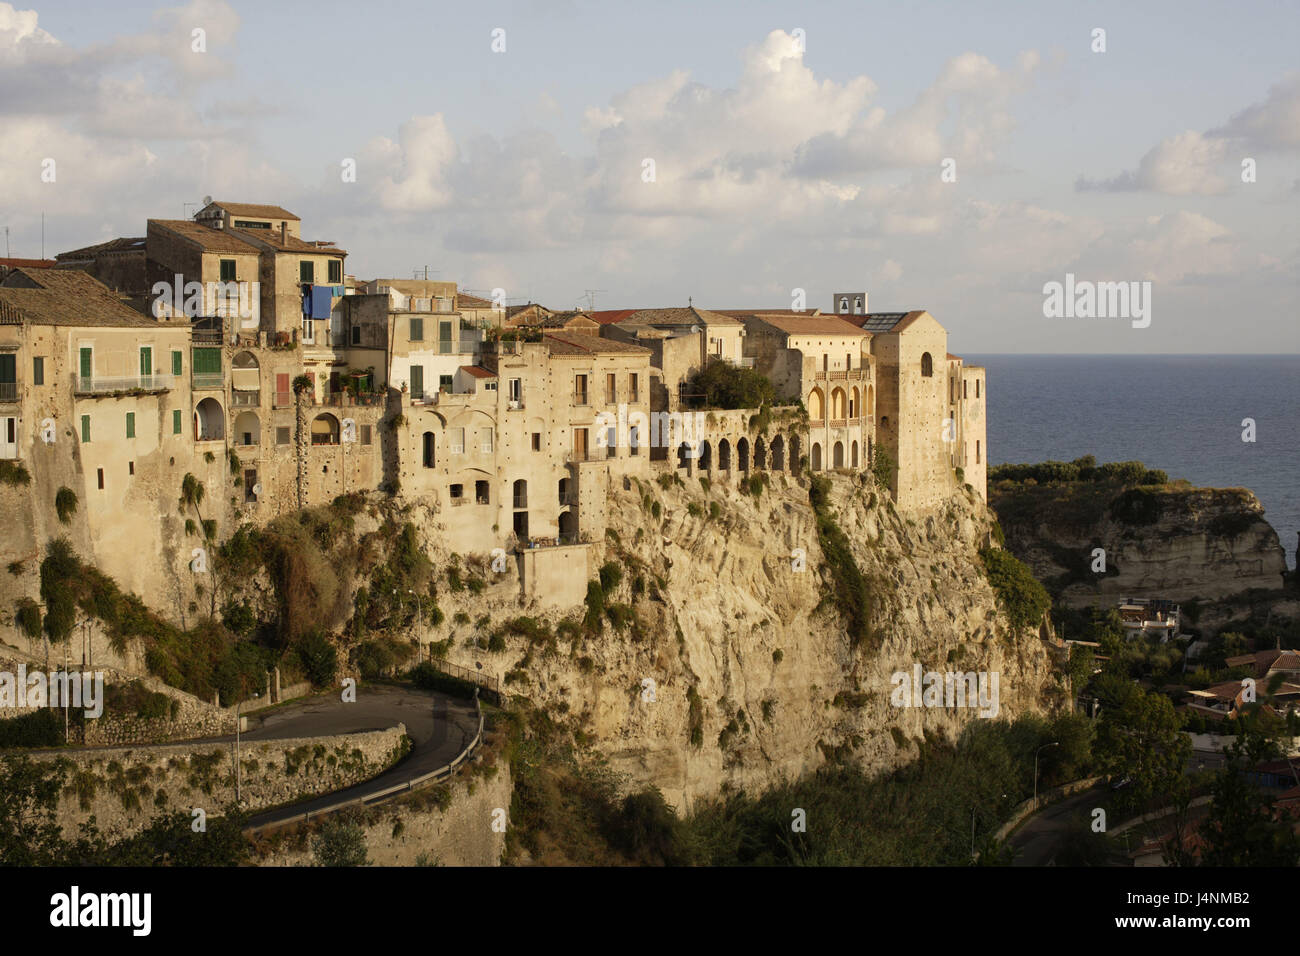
<box><xmin>990</xmin><ymin>481</ymin><xmax>1289</xmax><ymax>607</ymax></box>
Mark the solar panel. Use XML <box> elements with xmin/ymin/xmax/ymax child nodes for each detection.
<box><xmin>860</xmin><ymin>312</ymin><xmax>907</xmax><ymax>332</ymax></box>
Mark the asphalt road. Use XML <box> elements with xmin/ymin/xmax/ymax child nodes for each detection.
<box><xmin>229</xmin><ymin>684</ymin><xmax>479</xmax><ymax>831</ymax></box>
<box><xmin>1007</xmin><ymin>786</ymin><xmax>1105</xmax><ymax>866</ymax></box>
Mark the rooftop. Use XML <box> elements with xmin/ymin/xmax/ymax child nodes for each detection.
<box><xmin>743</xmin><ymin>313</ymin><xmax>871</xmax><ymax>336</ymax></box>
<box><xmin>543</xmin><ymin>330</ymin><xmax>651</xmax><ymax>356</ymax></box>
<box><xmin>206</xmin><ymin>201</ymin><xmax>300</xmax><ymax>221</ymax></box>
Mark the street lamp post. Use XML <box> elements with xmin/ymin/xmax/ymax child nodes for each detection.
<box><xmin>1034</xmin><ymin>741</ymin><xmax>1060</xmax><ymax>809</ymax></box>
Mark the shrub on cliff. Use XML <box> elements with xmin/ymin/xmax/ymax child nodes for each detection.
<box><xmin>311</xmin><ymin>818</ymin><xmax>370</xmax><ymax>867</ymax></box>
<box><xmin>978</xmin><ymin>547</ymin><xmax>1050</xmax><ymax>630</ymax></box>
<box><xmin>809</xmin><ymin>477</ymin><xmax>873</xmax><ymax>647</ymax></box>
<box><xmin>1108</xmin><ymin>487</ymin><xmax>1163</xmax><ymax>526</ymax></box>
<box><xmin>687</xmin><ymin>359</ymin><xmax>775</xmax><ymax>410</ymax></box>
<box><xmin>296</xmin><ymin>628</ymin><xmax>338</xmax><ymax>687</ymax></box>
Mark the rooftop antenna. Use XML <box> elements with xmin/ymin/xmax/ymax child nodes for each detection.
<box><xmin>4</xmin><ymin>226</ymin><xmax>9</xmax><ymax>259</ymax></box>
<box><xmin>413</xmin><ymin>266</ymin><xmax>438</xmax><ymax>280</ymax></box>
<box><xmin>688</xmin><ymin>295</ymin><xmax>692</xmax><ymax>307</ymax></box>
<box><xmin>583</xmin><ymin>289</ymin><xmax>607</xmax><ymax>311</ymax></box>
<box><xmin>184</xmin><ymin>201</ymin><xmax>198</xmax><ymax>220</ymax></box>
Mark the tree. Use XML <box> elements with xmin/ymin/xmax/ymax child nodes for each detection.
<box><xmin>1091</xmin><ymin>675</ymin><xmax>1190</xmax><ymax>810</ymax></box>
<box><xmin>0</xmin><ymin>757</ymin><xmax>68</xmax><ymax>866</ymax></box>
<box><xmin>688</xmin><ymin>359</ymin><xmax>775</xmax><ymax>409</ymax></box>
<box><xmin>311</xmin><ymin>818</ymin><xmax>370</xmax><ymax>867</ymax></box>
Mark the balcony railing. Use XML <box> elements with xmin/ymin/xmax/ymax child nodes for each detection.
<box><xmin>76</xmin><ymin>374</ymin><xmax>174</xmax><ymax>394</ymax></box>
<box><xmin>232</xmin><ymin>389</ymin><xmax>260</xmax><ymax>407</ymax></box>
<box><xmin>192</xmin><ymin>373</ymin><xmax>224</xmax><ymax>390</ymax></box>
<box><xmin>573</xmin><ymin>392</ymin><xmax>589</xmax><ymax>406</ymax></box>
<box><xmin>450</xmin><ymin>496</ymin><xmax>469</xmax><ymax>507</ymax></box>
<box><xmin>319</xmin><ymin>390</ymin><xmax>383</xmax><ymax>407</ymax></box>
<box><xmin>566</xmin><ymin>449</ymin><xmax>600</xmax><ymax>463</ymax></box>
<box><xmin>0</xmin><ymin>382</ymin><xmax>18</xmax><ymax>402</ymax></box>
<box><xmin>628</xmin><ymin>391</ymin><xmax>640</xmax><ymax>404</ymax></box>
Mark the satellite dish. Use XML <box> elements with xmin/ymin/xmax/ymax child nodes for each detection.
<box><xmin>202</xmin><ymin>195</ymin><xmax>213</xmax><ymax>206</ymax></box>
<box><xmin>690</xmin><ymin>324</ymin><xmax>701</xmax><ymax>334</ymax></box>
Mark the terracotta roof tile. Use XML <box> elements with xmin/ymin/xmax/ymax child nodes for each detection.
<box><xmin>209</xmin><ymin>201</ymin><xmax>300</xmax><ymax>221</ymax></box>
<box><xmin>543</xmin><ymin>330</ymin><xmax>651</xmax><ymax>356</ymax></box>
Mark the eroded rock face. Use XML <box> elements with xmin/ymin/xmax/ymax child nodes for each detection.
<box><xmin>428</xmin><ymin>472</ymin><xmax>1060</xmax><ymax>813</ymax></box>
<box><xmin>992</xmin><ymin>484</ymin><xmax>1288</xmax><ymax>607</ymax></box>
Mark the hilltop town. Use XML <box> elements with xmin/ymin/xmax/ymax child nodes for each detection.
<box><xmin>0</xmin><ymin>199</ymin><xmax>986</xmax><ymax>616</ymax></box>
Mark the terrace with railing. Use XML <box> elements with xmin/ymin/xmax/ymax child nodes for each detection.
<box><xmin>0</xmin><ymin>382</ymin><xmax>18</xmax><ymax>402</ymax></box>
<box><xmin>192</xmin><ymin>373</ymin><xmax>224</xmax><ymax>390</ymax></box>
<box><xmin>76</xmin><ymin>374</ymin><xmax>174</xmax><ymax>394</ymax></box>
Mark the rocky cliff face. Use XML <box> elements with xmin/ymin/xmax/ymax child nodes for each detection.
<box><xmin>426</xmin><ymin>472</ymin><xmax>1060</xmax><ymax>812</ymax></box>
<box><xmin>989</xmin><ymin>481</ymin><xmax>1289</xmax><ymax>608</ymax></box>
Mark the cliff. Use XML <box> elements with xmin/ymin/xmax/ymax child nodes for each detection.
<box><xmin>423</xmin><ymin>472</ymin><xmax>1060</xmax><ymax>812</ymax></box>
<box><xmin>989</xmin><ymin>478</ymin><xmax>1290</xmax><ymax>608</ymax></box>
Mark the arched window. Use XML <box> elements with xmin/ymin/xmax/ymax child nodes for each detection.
<box><xmin>808</xmin><ymin>388</ymin><xmax>824</xmax><ymax>421</ymax></box>
<box><xmin>831</xmin><ymin>388</ymin><xmax>846</xmax><ymax>419</ymax></box>
<box><xmin>737</xmin><ymin>437</ymin><xmax>750</xmax><ymax>473</ymax></box>
<box><xmin>195</xmin><ymin>397</ymin><xmax>224</xmax><ymax>441</ymax></box>
<box><xmin>699</xmin><ymin>441</ymin><xmax>712</xmax><ymax>471</ymax></box>
<box><xmin>754</xmin><ymin>437</ymin><xmax>766</xmax><ymax>470</ymax></box>
<box><xmin>921</xmin><ymin>352</ymin><xmax>933</xmax><ymax>377</ymax></box>
<box><xmin>233</xmin><ymin>411</ymin><xmax>260</xmax><ymax>446</ymax></box>
<box><xmin>811</xmin><ymin>442</ymin><xmax>822</xmax><ymax>471</ymax></box>
<box><xmin>976</xmin><ymin>379</ymin><xmax>981</xmax><ymax>398</ymax></box>
<box><xmin>851</xmin><ymin>441</ymin><xmax>859</xmax><ymax>468</ymax></box>
<box><xmin>310</xmin><ymin>413</ymin><xmax>340</xmax><ymax>445</ymax></box>
<box><xmin>719</xmin><ymin>439</ymin><xmax>731</xmax><ymax>471</ymax></box>
<box><xmin>513</xmin><ymin>479</ymin><xmax>527</xmax><ymax>508</ymax></box>
<box><xmin>770</xmin><ymin>435</ymin><xmax>785</xmax><ymax>471</ymax></box>
<box><xmin>833</xmin><ymin>441</ymin><xmax>844</xmax><ymax>468</ymax></box>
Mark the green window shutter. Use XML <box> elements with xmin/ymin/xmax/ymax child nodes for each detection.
<box><xmin>172</xmin><ymin>351</ymin><xmax>182</xmax><ymax>376</ymax></box>
<box><xmin>172</xmin><ymin>409</ymin><xmax>182</xmax><ymax>434</ymax></box>
<box><xmin>126</xmin><ymin>412</ymin><xmax>135</xmax><ymax>438</ymax></box>
<box><xmin>409</xmin><ymin>365</ymin><xmax>423</xmax><ymax>398</ymax></box>
<box><xmin>79</xmin><ymin>348</ymin><xmax>92</xmax><ymax>380</ymax></box>
<box><xmin>300</xmin><ymin>261</ymin><xmax>314</xmax><ymax>283</ymax></box>
<box><xmin>0</xmin><ymin>354</ymin><xmax>14</xmax><ymax>383</ymax></box>
<box><xmin>409</xmin><ymin>317</ymin><xmax>423</xmax><ymax>341</ymax></box>
<box><xmin>192</xmin><ymin>348</ymin><xmax>222</xmax><ymax>374</ymax></box>
<box><xmin>81</xmin><ymin>415</ymin><xmax>90</xmax><ymax>443</ymax></box>
<box><xmin>139</xmin><ymin>348</ymin><xmax>152</xmax><ymax>376</ymax></box>
<box><xmin>220</xmin><ymin>259</ymin><xmax>236</xmax><ymax>281</ymax></box>
<box><xmin>32</xmin><ymin>356</ymin><xmax>44</xmax><ymax>386</ymax></box>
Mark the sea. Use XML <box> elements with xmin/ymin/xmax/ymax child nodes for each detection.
<box><xmin>965</xmin><ymin>355</ymin><xmax>1300</xmax><ymax>570</ymax></box>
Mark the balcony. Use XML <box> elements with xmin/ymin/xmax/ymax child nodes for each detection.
<box><xmin>192</xmin><ymin>373</ymin><xmax>224</xmax><ymax>390</ymax></box>
<box><xmin>0</xmin><ymin>382</ymin><xmax>18</xmax><ymax>403</ymax></box>
<box><xmin>76</xmin><ymin>374</ymin><xmax>174</xmax><ymax>394</ymax></box>
<box><xmin>319</xmin><ymin>390</ymin><xmax>383</xmax><ymax>407</ymax></box>
<box><xmin>232</xmin><ymin>389</ymin><xmax>260</xmax><ymax>407</ymax></box>
<box><xmin>566</xmin><ymin>449</ymin><xmax>601</xmax><ymax>463</ymax></box>
<box><xmin>733</xmin><ymin>357</ymin><xmax>755</xmax><ymax>368</ymax></box>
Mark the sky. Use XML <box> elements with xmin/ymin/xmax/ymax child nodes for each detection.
<box><xmin>1</xmin><ymin>0</ymin><xmax>1297</xmax><ymax>354</ymax></box>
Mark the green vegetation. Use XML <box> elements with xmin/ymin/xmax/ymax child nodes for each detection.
<box><xmin>311</xmin><ymin>817</ymin><xmax>370</xmax><ymax>867</ymax></box>
<box><xmin>990</xmin><ymin>456</ymin><xmax>1167</xmax><ymax>486</ymax></box>
<box><xmin>808</xmin><ymin>476</ymin><xmax>873</xmax><ymax>647</ymax></box>
<box><xmin>0</xmin><ymin>460</ymin><xmax>31</xmax><ymax>486</ymax></box>
<box><xmin>978</xmin><ymin>547</ymin><xmax>1050</xmax><ymax>630</ymax></box>
<box><xmin>54</xmin><ymin>487</ymin><xmax>77</xmax><ymax>524</ymax></box>
<box><xmin>0</xmin><ymin>710</ymin><xmax>64</xmax><ymax>748</ymax></box>
<box><xmin>686</xmin><ymin>358</ymin><xmax>775</xmax><ymax>409</ymax></box>
<box><xmin>871</xmin><ymin>447</ymin><xmax>894</xmax><ymax>491</ymax></box>
<box><xmin>408</xmin><ymin>662</ymin><xmax>478</xmax><ymax>699</ymax></box>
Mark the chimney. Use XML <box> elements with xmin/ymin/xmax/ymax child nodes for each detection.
<box><xmin>280</xmin><ymin>222</ymin><xmax>286</xmax><ymax>243</ymax></box>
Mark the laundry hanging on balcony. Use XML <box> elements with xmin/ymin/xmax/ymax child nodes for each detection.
<box><xmin>307</xmin><ymin>285</ymin><xmax>334</xmax><ymax>319</ymax></box>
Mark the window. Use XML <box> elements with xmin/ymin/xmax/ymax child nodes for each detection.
<box><xmin>81</xmin><ymin>415</ymin><xmax>90</xmax><ymax>443</ymax></box>
<box><xmin>409</xmin><ymin>317</ymin><xmax>424</xmax><ymax>341</ymax></box>
<box><xmin>606</xmin><ymin>426</ymin><xmax>616</xmax><ymax>458</ymax></box>
<box><xmin>300</xmin><ymin>261</ymin><xmax>314</xmax><ymax>283</ymax></box>
<box><xmin>438</xmin><ymin>320</ymin><xmax>453</xmax><ymax>353</ymax></box>
<box><xmin>963</xmin><ymin>380</ymin><xmax>967</xmax><ymax>399</ymax></box>
<box><xmin>173</xmin><ymin>409</ymin><xmax>182</xmax><ymax>434</ymax></box>
<box><xmin>139</xmin><ymin>347</ymin><xmax>152</xmax><ymax>376</ymax></box>
<box><xmin>574</xmin><ymin>374</ymin><xmax>588</xmax><ymax>405</ymax></box>
<box><xmin>606</xmin><ymin>373</ymin><xmax>616</xmax><ymax>404</ymax></box>
<box><xmin>630</xmin><ymin>426</ymin><xmax>640</xmax><ymax>456</ymax></box>
<box><xmin>97</xmin><ymin>468</ymin><xmax>104</xmax><ymax>490</ymax></box>
<box><xmin>409</xmin><ymin>365</ymin><xmax>424</xmax><ymax>400</ymax></box>
<box><xmin>351</xmin><ymin>326</ymin><xmax>361</xmax><ymax>345</ymax></box>
<box><xmin>449</xmin><ymin>427</ymin><xmax>465</xmax><ymax>454</ymax></box>
<box><xmin>484</xmin><ymin>380</ymin><xmax>497</xmax><ymax>392</ymax></box>
<box><xmin>846</xmin><ymin>354</ymin><xmax>852</xmax><ymax>370</ymax></box>
<box><xmin>976</xmin><ymin>440</ymin><xmax>981</xmax><ymax>464</ymax></box>
<box><xmin>328</xmin><ymin>260</ymin><xmax>342</xmax><ymax>284</ymax></box>
<box><xmin>79</xmin><ymin>347</ymin><xmax>93</xmax><ymax>381</ymax></box>
<box><xmin>475</xmin><ymin>480</ymin><xmax>490</xmax><ymax>504</ymax></box>
<box><xmin>976</xmin><ymin>380</ymin><xmax>980</xmax><ymax>399</ymax></box>
<box><xmin>220</xmin><ymin>259</ymin><xmax>236</xmax><ymax>282</ymax></box>
<box><xmin>921</xmin><ymin>352</ymin><xmax>933</xmax><ymax>377</ymax></box>
<box><xmin>439</xmin><ymin>374</ymin><xmax>453</xmax><ymax>393</ymax></box>
<box><xmin>509</xmin><ymin>378</ymin><xmax>522</xmax><ymax>404</ymax></box>
<box><xmin>276</xmin><ymin>426</ymin><xmax>291</xmax><ymax>445</ymax></box>
<box><xmin>361</xmin><ymin>424</ymin><xmax>372</xmax><ymax>445</ymax></box>
<box><xmin>33</xmin><ymin>356</ymin><xmax>43</xmax><ymax>385</ymax></box>
<box><xmin>449</xmin><ymin>483</ymin><xmax>464</xmax><ymax>502</ymax></box>
<box><xmin>234</xmin><ymin>220</ymin><xmax>270</xmax><ymax>230</ymax></box>
<box><xmin>480</xmin><ymin>428</ymin><xmax>493</xmax><ymax>454</ymax></box>
<box><xmin>531</xmin><ymin>432</ymin><xmax>541</xmax><ymax>451</ymax></box>
<box><xmin>630</xmin><ymin>373</ymin><xmax>639</xmax><ymax>402</ymax></box>
<box><xmin>244</xmin><ymin>469</ymin><xmax>258</xmax><ymax>504</ymax></box>
<box><xmin>172</xmin><ymin>350</ymin><xmax>183</xmax><ymax>376</ymax></box>
<box><xmin>128</xmin><ymin>461</ymin><xmax>134</xmax><ymax>476</ymax></box>
<box><xmin>126</xmin><ymin>412</ymin><xmax>135</xmax><ymax>438</ymax></box>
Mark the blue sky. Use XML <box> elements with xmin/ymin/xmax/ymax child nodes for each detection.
<box><xmin>3</xmin><ymin>0</ymin><xmax>1297</xmax><ymax>353</ymax></box>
